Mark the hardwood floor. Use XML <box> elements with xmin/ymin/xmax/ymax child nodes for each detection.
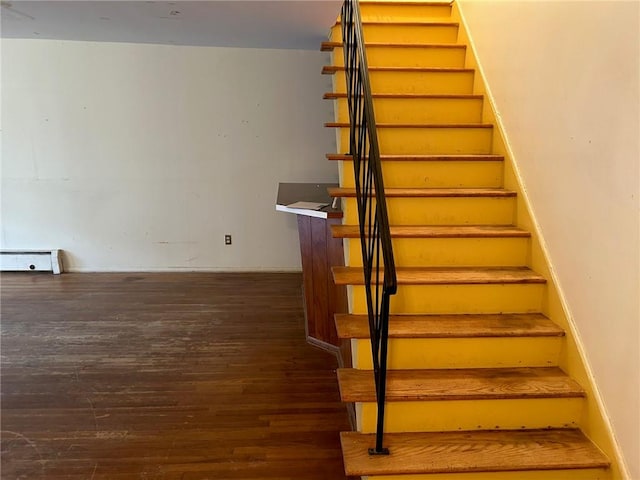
<box><xmin>0</xmin><ymin>272</ymin><xmax>351</xmax><ymax>480</ymax></box>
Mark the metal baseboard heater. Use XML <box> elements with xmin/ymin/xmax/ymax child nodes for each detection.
<box><xmin>0</xmin><ymin>249</ymin><xmax>63</xmax><ymax>274</ymax></box>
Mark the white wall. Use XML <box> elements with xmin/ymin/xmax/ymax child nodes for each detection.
<box><xmin>1</xmin><ymin>39</ymin><xmax>338</xmax><ymax>271</ymax></box>
<box><xmin>458</xmin><ymin>1</ymin><xmax>639</xmax><ymax>478</ymax></box>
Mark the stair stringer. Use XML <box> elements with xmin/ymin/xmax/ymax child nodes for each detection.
<box><xmin>452</xmin><ymin>3</ymin><xmax>627</xmax><ymax>478</ymax></box>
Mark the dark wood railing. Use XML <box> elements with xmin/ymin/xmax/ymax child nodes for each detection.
<box><xmin>340</xmin><ymin>0</ymin><xmax>397</xmax><ymax>455</ymax></box>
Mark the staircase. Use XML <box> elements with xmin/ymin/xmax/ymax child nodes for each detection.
<box><xmin>322</xmin><ymin>1</ymin><xmax>613</xmax><ymax>478</ymax></box>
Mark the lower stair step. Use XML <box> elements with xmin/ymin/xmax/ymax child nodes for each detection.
<box><xmin>337</xmin><ymin>367</ymin><xmax>584</xmax><ymax>402</ymax></box>
<box><xmin>338</xmin><ymin>313</ymin><xmax>565</xmax><ymax>370</ymax></box>
<box><xmin>337</xmin><ymin>267</ymin><xmax>547</xmax><ymax>315</ymax></box>
<box><xmin>332</xmin><ymin>224</ymin><xmax>530</xmax><ymax>239</ymax></box>
<box><xmin>331</xmin><ymin>188</ymin><xmax>518</xmax><ymax>226</ymax></box>
<box><xmin>327</xmin><ymin>153</ymin><xmax>503</xmax><ymax>162</ymax></box>
<box><xmin>323</xmin><ymin>42</ymin><xmax>467</xmax><ymax>68</ymax></box>
<box><xmin>323</xmin><ymin>66</ymin><xmax>476</xmax><ymax>95</ymax></box>
<box><xmin>335</xmin><ymin>313</ymin><xmax>563</xmax><ymax>339</ymax></box>
<box><xmin>329</xmin><ymin>123</ymin><xmax>493</xmax><ymax>154</ymax></box>
<box><xmin>340</xmin><ymin>429</ymin><xmax>610</xmax><ymax>477</ymax></box>
<box><xmin>335</xmin><ymin>225</ymin><xmax>532</xmax><ymax>267</ymax></box>
<box><xmin>330</xmin><ymin>154</ymin><xmax>505</xmax><ymax>189</ymax></box>
<box><xmin>330</xmin><ymin>21</ymin><xmax>461</xmax><ymax>45</ymax></box>
<box><xmin>329</xmin><ymin>187</ymin><xmax>515</xmax><ymax>198</ymax></box>
<box><xmin>339</xmin><ymin>196</ymin><xmax>516</xmax><ymax>225</ymax></box>
<box><xmin>326</xmin><ymin>93</ymin><xmax>484</xmax><ymax>124</ymax></box>
<box><xmin>332</xmin><ymin>266</ymin><xmax>546</xmax><ymax>285</ymax></box>
<box><xmin>357</xmin><ymin>2</ymin><xmax>454</xmax><ymax>24</ymax></box>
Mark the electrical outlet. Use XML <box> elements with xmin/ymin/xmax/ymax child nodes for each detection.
<box><xmin>224</xmin><ymin>234</ymin><xmax>232</xmax><ymax>245</ymax></box>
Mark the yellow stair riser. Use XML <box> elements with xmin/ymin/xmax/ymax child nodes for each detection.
<box><xmin>331</xmin><ymin>46</ymin><xmax>466</xmax><ymax>68</ymax></box>
<box><xmin>336</xmin><ymin>127</ymin><xmax>493</xmax><ymax>155</ymax></box>
<box><xmin>341</xmin><ymin>160</ymin><xmax>503</xmax><ymax>188</ymax></box>
<box><xmin>331</xmin><ymin>70</ymin><xmax>475</xmax><ymax>95</ymax></box>
<box><xmin>358</xmin><ymin>4</ymin><xmax>452</xmax><ymax>22</ymax></box>
<box><xmin>330</xmin><ymin>23</ymin><xmax>459</xmax><ymax>44</ymax></box>
<box><xmin>369</xmin><ymin>468</ymin><xmax>611</xmax><ymax>480</ymax></box>
<box><xmin>347</xmin><ymin>237</ymin><xmax>530</xmax><ymax>267</ymax></box>
<box><xmin>350</xmin><ymin>284</ymin><xmax>545</xmax><ymax>314</ymax></box>
<box><xmin>352</xmin><ymin>337</ymin><xmax>561</xmax><ymax>370</ymax></box>
<box><xmin>358</xmin><ymin>398</ymin><xmax>583</xmax><ymax>433</ymax></box>
<box><xmin>343</xmin><ymin>197</ymin><xmax>515</xmax><ymax>225</ymax></box>
<box><xmin>332</xmin><ymin>97</ymin><xmax>484</xmax><ymax>123</ymax></box>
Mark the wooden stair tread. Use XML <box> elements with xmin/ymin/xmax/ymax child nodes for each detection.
<box><xmin>332</xmin><ymin>224</ymin><xmax>530</xmax><ymax>238</ymax></box>
<box><xmin>323</xmin><ymin>65</ymin><xmax>474</xmax><ymax>74</ymax></box>
<box><xmin>329</xmin><ymin>187</ymin><xmax>516</xmax><ymax>198</ymax></box>
<box><xmin>332</xmin><ymin>266</ymin><xmax>546</xmax><ymax>285</ymax></box>
<box><xmin>340</xmin><ymin>429</ymin><xmax>610</xmax><ymax>476</ymax></box>
<box><xmin>324</xmin><ymin>92</ymin><xmax>482</xmax><ymax>100</ymax></box>
<box><xmin>337</xmin><ymin>367</ymin><xmax>584</xmax><ymax>402</ymax></box>
<box><xmin>335</xmin><ymin>313</ymin><xmax>564</xmax><ymax>339</ymax></box>
<box><xmin>322</xmin><ymin>41</ymin><xmax>465</xmax><ymax>51</ymax></box>
<box><xmin>335</xmin><ymin>20</ymin><xmax>459</xmax><ymax>27</ymax></box>
<box><xmin>327</xmin><ymin>153</ymin><xmax>503</xmax><ymax>162</ymax></box>
<box><xmin>358</xmin><ymin>1</ymin><xmax>452</xmax><ymax>7</ymax></box>
<box><xmin>326</xmin><ymin>121</ymin><xmax>493</xmax><ymax>128</ymax></box>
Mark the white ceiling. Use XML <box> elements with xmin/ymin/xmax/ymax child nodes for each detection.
<box><xmin>0</xmin><ymin>1</ymin><xmax>343</xmax><ymax>49</ymax></box>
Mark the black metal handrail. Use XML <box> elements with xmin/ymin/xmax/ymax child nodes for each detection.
<box><xmin>340</xmin><ymin>0</ymin><xmax>397</xmax><ymax>456</ymax></box>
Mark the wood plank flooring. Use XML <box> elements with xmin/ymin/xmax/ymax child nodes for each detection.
<box><xmin>0</xmin><ymin>272</ymin><xmax>351</xmax><ymax>480</ymax></box>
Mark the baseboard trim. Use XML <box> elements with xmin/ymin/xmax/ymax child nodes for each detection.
<box><xmin>1</xmin><ymin>249</ymin><xmax>63</xmax><ymax>274</ymax></box>
<box><xmin>61</xmin><ymin>267</ymin><xmax>303</xmax><ymax>273</ymax></box>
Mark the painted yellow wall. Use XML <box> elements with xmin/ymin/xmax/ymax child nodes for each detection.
<box><xmin>457</xmin><ymin>2</ymin><xmax>639</xmax><ymax>478</ymax></box>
